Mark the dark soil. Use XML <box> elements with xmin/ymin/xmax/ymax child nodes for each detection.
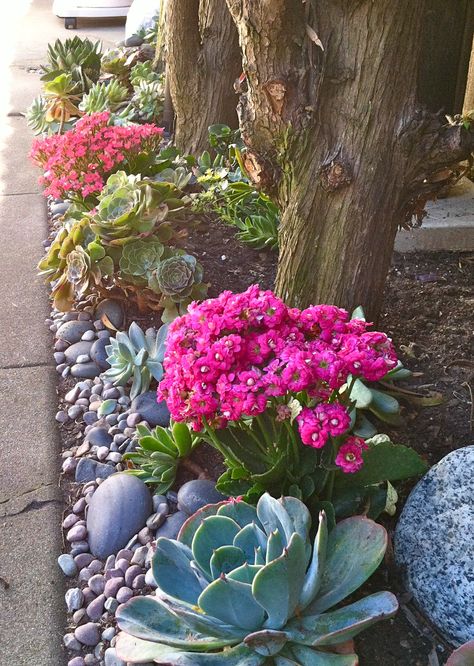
<box><xmin>57</xmin><ymin>216</ymin><xmax>473</xmax><ymax>666</ymax></box>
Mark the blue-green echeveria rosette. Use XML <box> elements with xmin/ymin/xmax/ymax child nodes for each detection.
<box><xmin>119</xmin><ymin>237</ymin><xmax>165</xmax><ymax>280</ymax></box>
<box><xmin>148</xmin><ymin>253</ymin><xmax>203</xmax><ymax>301</ymax></box>
<box><xmin>115</xmin><ymin>493</ymin><xmax>398</xmax><ymax>665</ymax></box>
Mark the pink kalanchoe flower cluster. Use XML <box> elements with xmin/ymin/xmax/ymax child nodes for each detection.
<box><xmin>158</xmin><ymin>286</ymin><xmax>397</xmax><ymax>438</ymax></box>
<box><xmin>30</xmin><ymin>112</ymin><xmax>163</xmax><ymax>199</ymax></box>
<box><xmin>335</xmin><ymin>436</ymin><xmax>368</xmax><ymax>473</ymax></box>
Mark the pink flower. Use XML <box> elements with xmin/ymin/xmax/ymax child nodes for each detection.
<box><xmin>335</xmin><ymin>436</ymin><xmax>368</xmax><ymax>473</ymax></box>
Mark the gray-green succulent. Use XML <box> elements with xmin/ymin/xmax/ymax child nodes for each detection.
<box><xmin>131</xmin><ymin>80</ymin><xmax>164</xmax><ymax>122</ymax></box>
<box><xmin>116</xmin><ymin>493</ymin><xmax>398</xmax><ymax>665</ymax></box>
<box><xmin>79</xmin><ymin>79</ymin><xmax>130</xmax><ymax>114</ymax></box>
<box><xmin>119</xmin><ymin>237</ymin><xmax>165</xmax><ymax>280</ymax></box>
<box><xmin>89</xmin><ymin>171</ymin><xmax>185</xmax><ymax>245</ymax></box>
<box><xmin>102</xmin><ymin>322</ymin><xmax>168</xmax><ymax>400</ymax></box>
<box><xmin>149</xmin><ymin>254</ymin><xmax>203</xmax><ymax>300</ymax></box>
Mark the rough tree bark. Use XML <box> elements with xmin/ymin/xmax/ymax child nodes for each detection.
<box><xmin>165</xmin><ymin>0</ymin><xmax>241</xmax><ymax>154</ymax></box>
<box><xmin>225</xmin><ymin>0</ymin><xmax>474</xmax><ymax>321</ymax></box>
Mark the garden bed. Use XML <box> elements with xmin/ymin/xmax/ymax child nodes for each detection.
<box><xmin>53</xmin><ymin>211</ymin><xmax>473</xmax><ymax>665</ymax></box>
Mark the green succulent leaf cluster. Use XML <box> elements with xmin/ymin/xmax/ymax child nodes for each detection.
<box><xmin>149</xmin><ymin>254</ymin><xmax>203</xmax><ymax>300</ymax></box>
<box><xmin>130</xmin><ymin>61</ymin><xmax>162</xmax><ymax>87</ymax></box>
<box><xmin>116</xmin><ymin>493</ymin><xmax>398</xmax><ymax>665</ymax></box>
<box><xmin>131</xmin><ymin>80</ymin><xmax>164</xmax><ymax>122</ymax></box>
<box><xmin>102</xmin><ymin>322</ymin><xmax>168</xmax><ymax>399</ymax></box>
<box><xmin>41</xmin><ymin>37</ymin><xmax>102</xmax><ymax>93</ymax></box>
<box><xmin>101</xmin><ymin>47</ymin><xmax>138</xmax><ymax>81</ymax></box>
<box><xmin>79</xmin><ymin>79</ymin><xmax>130</xmax><ymax>115</ymax></box>
<box><xmin>124</xmin><ymin>421</ymin><xmax>199</xmax><ymax>492</ymax></box>
<box><xmin>90</xmin><ymin>171</ymin><xmax>185</xmax><ymax>245</ymax></box>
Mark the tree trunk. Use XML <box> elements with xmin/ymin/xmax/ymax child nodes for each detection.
<box><xmin>165</xmin><ymin>0</ymin><xmax>241</xmax><ymax>155</ymax></box>
<box><xmin>226</xmin><ymin>0</ymin><xmax>474</xmax><ymax>322</ymax></box>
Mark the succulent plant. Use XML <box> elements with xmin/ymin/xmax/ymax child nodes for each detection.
<box><xmin>101</xmin><ymin>47</ymin><xmax>138</xmax><ymax>81</ymax></box>
<box><xmin>131</xmin><ymin>80</ymin><xmax>164</xmax><ymax>122</ymax></box>
<box><xmin>89</xmin><ymin>172</ymin><xmax>185</xmax><ymax>245</ymax></box>
<box><xmin>130</xmin><ymin>61</ymin><xmax>161</xmax><ymax>87</ymax></box>
<box><xmin>79</xmin><ymin>79</ymin><xmax>130</xmax><ymax>114</ymax></box>
<box><xmin>124</xmin><ymin>421</ymin><xmax>199</xmax><ymax>492</ymax></box>
<box><xmin>102</xmin><ymin>322</ymin><xmax>168</xmax><ymax>400</ymax></box>
<box><xmin>41</xmin><ymin>37</ymin><xmax>102</xmax><ymax>93</ymax></box>
<box><xmin>119</xmin><ymin>237</ymin><xmax>165</xmax><ymax>280</ymax></box>
<box><xmin>116</xmin><ymin>493</ymin><xmax>398</xmax><ymax>664</ymax></box>
<box><xmin>154</xmin><ymin>167</ymin><xmax>193</xmax><ymax>190</ymax></box>
<box><xmin>149</xmin><ymin>254</ymin><xmax>203</xmax><ymax>300</ymax></box>
<box><xmin>53</xmin><ymin>244</ymin><xmax>113</xmax><ymax>311</ymax></box>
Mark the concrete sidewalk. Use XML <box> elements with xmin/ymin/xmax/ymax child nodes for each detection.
<box><xmin>0</xmin><ymin>3</ymin><xmax>123</xmax><ymax>664</ymax></box>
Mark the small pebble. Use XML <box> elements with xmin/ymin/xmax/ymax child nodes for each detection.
<box><xmin>82</xmin><ymin>587</ymin><xmax>96</xmax><ymax>605</ymax></box>
<box><xmin>104</xmin><ymin>577</ymin><xmax>124</xmax><ymax>598</ymax></box>
<box><xmin>58</xmin><ymin>553</ymin><xmax>77</xmax><ymax>577</ymax></box>
<box><xmin>104</xmin><ymin>554</ymin><xmax>116</xmax><ymax>571</ymax></box>
<box><xmin>79</xmin><ymin>568</ymin><xmax>93</xmax><ymax>583</ymax></box>
<box><xmin>116</xmin><ymin>587</ymin><xmax>133</xmax><ymax>604</ymax></box>
<box><xmin>89</xmin><ymin>574</ymin><xmax>106</xmax><ymax>595</ymax></box>
<box><xmin>104</xmin><ymin>597</ymin><xmax>119</xmax><ymax>613</ymax></box>
<box><xmin>117</xmin><ymin>396</ymin><xmax>130</xmax><ymax>406</ymax></box>
<box><xmin>137</xmin><ymin>527</ymin><xmax>152</xmax><ymax>545</ymax></box>
<box><xmin>75</xmin><ymin>398</ymin><xmax>90</xmax><ymax>407</ymax></box>
<box><xmin>56</xmin><ymin>410</ymin><xmax>68</xmax><ymax>424</ymax></box>
<box><xmin>68</xmin><ymin>405</ymin><xmax>83</xmax><ymax>420</ymax></box>
<box><xmin>102</xmin><ymin>627</ymin><xmax>116</xmax><ymax>642</ymax></box>
<box><xmin>83</xmin><ymin>411</ymin><xmax>99</xmax><ymax>425</ymax></box>
<box><xmin>86</xmin><ymin>594</ymin><xmax>105</xmax><ymax>621</ymax></box>
<box><xmin>103</xmin><ymin>388</ymin><xmax>120</xmax><ymax>400</ymax></box>
<box><xmin>152</xmin><ymin>495</ymin><xmax>168</xmax><ymax>512</ymax></box>
<box><xmin>65</xmin><ymin>587</ymin><xmax>84</xmax><ymax>612</ymax></box>
<box><xmin>106</xmin><ymin>452</ymin><xmax>121</xmax><ymax>463</ymax></box>
<box><xmin>115</xmin><ymin>558</ymin><xmax>129</xmax><ymax>573</ymax></box>
<box><xmin>132</xmin><ymin>574</ymin><xmax>146</xmax><ymax>590</ymax></box>
<box><xmin>146</xmin><ymin>512</ymin><xmax>166</xmax><ymax>530</ymax></box>
<box><xmin>68</xmin><ymin>656</ymin><xmax>86</xmax><ymax>666</ymax></box>
<box><xmin>62</xmin><ymin>457</ymin><xmax>77</xmax><ymax>474</ymax></box>
<box><xmin>106</xmin><ymin>414</ymin><xmax>118</xmax><ymax>426</ymax></box>
<box><xmin>126</xmin><ymin>413</ymin><xmax>142</xmax><ymax>428</ymax></box>
<box><xmin>76</xmin><ymin>354</ymin><xmax>91</xmax><ymax>364</ymax></box>
<box><xmin>62</xmin><ymin>513</ymin><xmax>79</xmax><ymax>529</ymax></box>
<box><xmin>116</xmin><ymin>549</ymin><xmax>133</xmax><ymax>562</ymax></box>
<box><xmin>74</xmin><ymin>553</ymin><xmax>94</xmax><ymax>569</ymax></box>
<box><xmin>76</xmin><ymin>442</ymin><xmax>90</xmax><ymax>457</ymax></box>
<box><xmin>54</xmin><ymin>351</ymin><xmax>66</xmax><ymax>364</ymax></box>
<box><xmin>67</xmin><ymin>524</ymin><xmax>87</xmax><ymax>542</ymax></box>
<box><xmin>84</xmin><ymin>655</ymin><xmax>97</xmax><ymax>666</ymax></box>
<box><xmin>73</xmin><ymin>608</ymin><xmax>87</xmax><ymax>624</ymax></box>
<box><xmin>88</xmin><ymin>559</ymin><xmax>103</xmax><ymax>574</ymax></box>
<box><xmin>94</xmin><ymin>642</ymin><xmax>104</xmax><ymax>659</ymax></box>
<box><xmin>82</xmin><ymin>330</ymin><xmax>96</xmax><ymax>341</ymax></box>
<box><xmin>65</xmin><ymin>387</ymin><xmax>81</xmax><ymax>403</ymax></box>
<box><xmin>104</xmin><ymin>647</ymin><xmax>126</xmax><ymax>666</ymax></box>
<box><xmin>75</xmin><ymin>623</ymin><xmax>100</xmax><ymax>647</ymax></box>
<box><xmin>144</xmin><ymin>568</ymin><xmax>156</xmax><ymax>587</ymax></box>
<box><xmin>64</xmin><ymin>633</ymin><xmax>82</xmax><ymax>651</ymax></box>
<box><xmin>97</xmin><ymin>446</ymin><xmax>109</xmax><ymax>461</ymax></box>
<box><xmin>70</xmin><ymin>540</ymin><xmax>89</xmax><ymax>556</ymax></box>
<box><xmin>73</xmin><ymin>497</ymin><xmax>87</xmax><ymax>514</ymax></box>
<box><xmin>124</xmin><ymin>565</ymin><xmax>142</xmax><ymax>587</ymax></box>
<box><xmin>130</xmin><ymin>546</ymin><xmax>147</xmax><ymax>567</ymax></box>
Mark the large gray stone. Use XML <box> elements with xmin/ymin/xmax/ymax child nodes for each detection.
<box><xmin>75</xmin><ymin>458</ymin><xmax>116</xmax><ymax>484</ymax></box>
<box><xmin>177</xmin><ymin>480</ymin><xmax>226</xmax><ymax>516</ymax></box>
<box><xmin>87</xmin><ymin>474</ymin><xmax>152</xmax><ymax>559</ymax></box>
<box><xmin>395</xmin><ymin>446</ymin><xmax>474</xmax><ymax>646</ymax></box>
<box><xmin>155</xmin><ymin>511</ymin><xmax>188</xmax><ymax>540</ymax></box>
<box><xmin>56</xmin><ymin>320</ymin><xmax>94</xmax><ymax>344</ymax></box>
<box><xmin>131</xmin><ymin>392</ymin><xmax>170</xmax><ymax>427</ymax></box>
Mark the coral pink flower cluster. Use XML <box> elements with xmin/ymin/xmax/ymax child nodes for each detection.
<box><xmin>30</xmin><ymin>112</ymin><xmax>163</xmax><ymax>199</ymax></box>
<box><xmin>159</xmin><ymin>286</ymin><xmax>397</xmax><ymax>473</ymax></box>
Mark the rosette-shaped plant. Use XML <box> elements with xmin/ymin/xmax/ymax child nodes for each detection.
<box><xmin>90</xmin><ymin>172</ymin><xmax>185</xmax><ymax>245</ymax></box>
<box><xmin>116</xmin><ymin>493</ymin><xmax>398</xmax><ymax>664</ymax></box>
<box><xmin>102</xmin><ymin>322</ymin><xmax>168</xmax><ymax>399</ymax></box>
<box><xmin>42</xmin><ymin>36</ymin><xmax>102</xmax><ymax>93</ymax></box>
<box><xmin>79</xmin><ymin>79</ymin><xmax>130</xmax><ymax>114</ymax></box>
<box><xmin>149</xmin><ymin>254</ymin><xmax>203</xmax><ymax>300</ymax></box>
<box><xmin>119</xmin><ymin>237</ymin><xmax>164</xmax><ymax>281</ymax></box>
<box><xmin>131</xmin><ymin>80</ymin><xmax>164</xmax><ymax>122</ymax></box>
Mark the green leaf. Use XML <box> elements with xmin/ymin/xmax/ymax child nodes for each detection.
<box><xmin>215</xmin><ymin>470</ymin><xmax>252</xmax><ymax>498</ymax></box>
<box><xmin>210</xmin><ymin>546</ymin><xmax>246</xmax><ymax>579</ymax></box>
<box><xmin>115</xmin><ymin>596</ymin><xmax>233</xmax><ymax>649</ymax></box>
<box><xmin>198</xmin><ymin>576</ymin><xmax>265</xmax><ymax>631</ymax></box>
<box><xmin>172</xmin><ymin>421</ymin><xmax>193</xmax><ymax>457</ymax></box>
<box><xmin>286</xmin><ymin>591</ymin><xmax>398</xmax><ymax>647</ymax></box>
<box><xmin>277</xmin><ymin>645</ymin><xmax>358</xmax><ymax>666</ymax></box>
<box><xmin>244</xmin><ymin>629</ymin><xmax>289</xmax><ymax>656</ymax></box>
<box><xmin>192</xmin><ymin>516</ymin><xmax>241</xmax><ymax>577</ymax></box>
<box><xmin>369</xmin><ymin>388</ymin><xmax>400</xmax><ymax>415</ymax></box>
<box><xmin>303</xmin><ymin>517</ymin><xmax>387</xmax><ymax>615</ymax></box>
<box><xmin>334</xmin><ymin>441</ymin><xmax>428</xmax><ymax>489</ymax></box>
<box><xmin>116</xmin><ymin>634</ymin><xmax>265</xmax><ymax>665</ymax></box>
<box><xmin>233</xmin><ymin>523</ymin><xmax>268</xmax><ymax>563</ymax></box>
<box><xmin>352</xmin><ymin>412</ymin><xmax>378</xmax><ymax>439</ymax></box>
<box><xmin>299</xmin><ymin>512</ymin><xmax>328</xmax><ymax>610</ymax></box>
<box><xmin>348</xmin><ymin>378</ymin><xmax>373</xmax><ymax>409</ymax></box>
<box><xmin>253</xmin><ymin>533</ymin><xmax>307</xmax><ymax>630</ymax></box>
<box><xmin>227</xmin><ymin>563</ymin><xmax>262</xmax><ymax>584</ymax></box>
<box><xmin>98</xmin><ymin>399</ymin><xmax>117</xmax><ymax>416</ymax></box>
<box><xmin>257</xmin><ymin>493</ymin><xmax>295</xmax><ymax>545</ymax></box>
<box><xmin>217</xmin><ymin>500</ymin><xmax>260</xmax><ymax>528</ymax></box>
<box><xmin>177</xmin><ymin>502</ymin><xmax>227</xmax><ymax>548</ymax></box>
<box><xmin>152</xmin><ymin>538</ymin><xmax>203</xmax><ymax>605</ymax></box>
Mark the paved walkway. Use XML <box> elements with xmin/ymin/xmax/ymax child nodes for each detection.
<box><xmin>0</xmin><ymin>3</ymin><xmax>123</xmax><ymax>664</ymax></box>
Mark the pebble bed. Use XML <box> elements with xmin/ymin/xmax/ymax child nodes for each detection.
<box><xmin>45</xmin><ymin>200</ymin><xmax>224</xmax><ymax>666</ymax></box>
